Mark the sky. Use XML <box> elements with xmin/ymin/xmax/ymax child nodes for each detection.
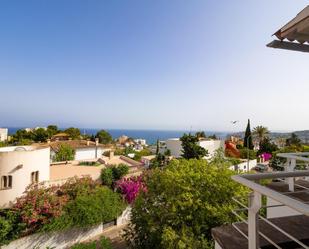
<box><xmin>0</xmin><ymin>0</ymin><xmax>308</xmax><ymax>132</ymax></box>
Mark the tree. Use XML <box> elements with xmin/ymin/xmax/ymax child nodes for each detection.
<box><xmin>96</xmin><ymin>130</ymin><xmax>112</xmax><ymax>144</ymax></box>
<box><xmin>244</xmin><ymin>119</ymin><xmax>254</xmax><ymax>150</ymax></box>
<box><xmin>53</xmin><ymin>144</ymin><xmax>75</xmax><ymax>162</ymax></box>
<box><xmin>124</xmin><ymin>159</ymin><xmax>248</xmax><ymax>248</ymax></box>
<box><xmin>180</xmin><ymin>133</ymin><xmax>208</xmax><ymax>159</ymax></box>
<box><xmin>64</xmin><ymin>127</ymin><xmax>81</xmax><ymax>140</ymax></box>
<box><xmin>195</xmin><ymin>131</ymin><xmax>206</xmax><ymax>140</ymax></box>
<box><xmin>33</xmin><ymin>128</ymin><xmax>48</xmax><ymax>142</ymax></box>
<box><xmin>46</xmin><ymin>125</ymin><xmax>58</xmax><ymax>138</ymax></box>
<box><xmin>208</xmin><ymin>134</ymin><xmax>217</xmax><ymax>140</ymax></box>
<box><xmin>258</xmin><ymin>137</ymin><xmax>278</xmax><ymax>154</ymax></box>
<box><xmin>100</xmin><ymin>164</ymin><xmax>129</xmax><ymax>187</ymax></box>
<box><xmin>286</xmin><ymin>133</ymin><xmax>301</xmax><ymax>147</ymax></box>
<box><xmin>156</xmin><ymin>139</ymin><xmax>159</xmax><ymax>155</ymax></box>
<box><xmin>253</xmin><ymin>126</ymin><xmax>269</xmax><ymax>144</ymax></box>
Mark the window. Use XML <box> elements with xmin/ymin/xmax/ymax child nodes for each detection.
<box><xmin>31</xmin><ymin>171</ymin><xmax>39</xmax><ymax>183</ymax></box>
<box><xmin>1</xmin><ymin>175</ymin><xmax>12</xmax><ymax>189</ymax></box>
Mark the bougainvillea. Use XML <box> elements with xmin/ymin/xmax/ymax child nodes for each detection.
<box><xmin>13</xmin><ymin>176</ymin><xmax>99</xmax><ymax>233</ymax></box>
<box><xmin>261</xmin><ymin>152</ymin><xmax>272</xmax><ymax>161</ymax></box>
<box><xmin>116</xmin><ymin>176</ymin><xmax>147</xmax><ymax>204</ymax></box>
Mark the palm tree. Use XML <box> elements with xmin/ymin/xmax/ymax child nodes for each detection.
<box><xmin>253</xmin><ymin>126</ymin><xmax>269</xmax><ymax>143</ymax></box>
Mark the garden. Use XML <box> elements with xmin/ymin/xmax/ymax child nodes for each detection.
<box><xmin>0</xmin><ymin>170</ymin><xmax>147</xmax><ymax>247</ymax></box>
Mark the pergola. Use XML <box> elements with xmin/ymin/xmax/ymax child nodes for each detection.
<box><xmin>267</xmin><ymin>5</ymin><xmax>309</xmax><ymax>52</ymax></box>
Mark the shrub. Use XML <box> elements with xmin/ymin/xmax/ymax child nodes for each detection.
<box><xmin>124</xmin><ymin>159</ymin><xmax>248</xmax><ymax>248</ymax></box>
<box><xmin>53</xmin><ymin>144</ymin><xmax>75</xmax><ymax>162</ymax></box>
<box><xmin>0</xmin><ymin>210</ymin><xmax>25</xmax><ymax>245</ymax></box>
<box><xmin>61</xmin><ymin>187</ymin><xmax>125</xmax><ymax>228</ymax></box>
<box><xmin>78</xmin><ymin>161</ymin><xmax>100</xmax><ymax>166</ymax></box>
<box><xmin>112</xmin><ymin>164</ymin><xmax>129</xmax><ymax>180</ymax></box>
<box><xmin>116</xmin><ymin>176</ymin><xmax>147</xmax><ymax>204</ymax></box>
<box><xmin>239</xmin><ymin>148</ymin><xmax>256</xmax><ymax>160</ymax></box>
<box><xmin>100</xmin><ymin>164</ymin><xmax>129</xmax><ymax>187</ymax></box>
<box><xmin>101</xmin><ymin>168</ymin><xmax>114</xmax><ymax>187</ymax></box>
<box><xmin>9</xmin><ymin>176</ymin><xmax>126</xmax><ymax>237</ymax></box>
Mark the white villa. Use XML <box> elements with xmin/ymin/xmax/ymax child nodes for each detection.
<box><xmin>0</xmin><ymin>128</ymin><xmax>8</xmax><ymax>142</ymax></box>
<box><xmin>166</xmin><ymin>138</ymin><xmax>224</xmax><ymax>159</ymax></box>
<box><xmin>0</xmin><ymin>145</ymin><xmax>50</xmax><ymax>208</ymax></box>
<box><xmin>46</xmin><ymin>139</ymin><xmax>110</xmax><ymax>161</ymax></box>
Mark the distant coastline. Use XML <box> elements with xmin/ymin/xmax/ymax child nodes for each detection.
<box><xmin>6</xmin><ymin>127</ymin><xmax>228</xmax><ymax>145</ymax></box>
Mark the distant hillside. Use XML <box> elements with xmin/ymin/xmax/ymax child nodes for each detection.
<box><xmin>231</xmin><ymin>130</ymin><xmax>309</xmax><ymax>143</ymax></box>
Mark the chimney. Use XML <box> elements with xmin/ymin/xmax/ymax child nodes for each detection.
<box><xmin>87</xmin><ymin>139</ymin><xmax>90</xmax><ymax>146</ymax></box>
<box><xmin>109</xmin><ymin>151</ymin><xmax>114</xmax><ymax>159</ymax></box>
<box><xmin>95</xmin><ymin>138</ymin><xmax>99</xmax><ymax>146</ymax></box>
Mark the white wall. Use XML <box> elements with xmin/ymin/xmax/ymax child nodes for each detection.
<box><xmin>75</xmin><ymin>147</ymin><xmax>103</xmax><ymax>161</ymax></box>
<box><xmin>230</xmin><ymin>159</ymin><xmax>257</xmax><ymax>172</ymax></box>
<box><xmin>0</xmin><ymin>146</ymin><xmax>50</xmax><ymax>208</ymax></box>
<box><xmin>166</xmin><ymin>138</ymin><xmax>224</xmax><ymax>159</ymax></box>
<box><xmin>166</xmin><ymin>139</ymin><xmax>182</xmax><ymax>158</ymax></box>
<box><xmin>198</xmin><ymin>140</ymin><xmax>224</xmax><ymax>158</ymax></box>
<box><xmin>51</xmin><ymin>147</ymin><xmax>104</xmax><ymax>161</ymax></box>
<box><xmin>0</xmin><ymin>128</ymin><xmax>8</xmax><ymax>142</ymax></box>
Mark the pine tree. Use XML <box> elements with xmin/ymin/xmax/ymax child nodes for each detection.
<box><xmin>155</xmin><ymin>139</ymin><xmax>159</xmax><ymax>155</ymax></box>
<box><xmin>244</xmin><ymin>119</ymin><xmax>254</xmax><ymax>150</ymax></box>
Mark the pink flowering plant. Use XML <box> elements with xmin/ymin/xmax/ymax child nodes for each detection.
<box><xmin>261</xmin><ymin>152</ymin><xmax>272</xmax><ymax>161</ymax></box>
<box><xmin>115</xmin><ymin>176</ymin><xmax>147</xmax><ymax>204</ymax></box>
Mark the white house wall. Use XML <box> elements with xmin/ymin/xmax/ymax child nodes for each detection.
<box><xmin>75</xmin><ymin>148</ymin><xmax>103</xmax><ymax>161</ymax></box>
<box><xmin>0</xmin><ymin>146</ymin><xmax>50</xmax><ymax>208</ymax></box>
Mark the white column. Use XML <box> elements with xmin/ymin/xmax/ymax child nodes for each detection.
<box><xmin>248</xmin><ymin>191</ymin><xmax>261</xmax><ymax>249</ymax></box>
<box><xmin>286</xmin><ymin>159</ymin><xmax>296</xmax><ymax>192</ymax></box>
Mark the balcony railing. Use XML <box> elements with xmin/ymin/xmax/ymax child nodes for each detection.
<box><xmin>214</xmin><ymin>153</ymin><xmax>309</xmax><ymax>249</ymax></box>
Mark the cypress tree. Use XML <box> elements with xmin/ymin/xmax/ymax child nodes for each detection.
<box><xmin>244</xmin><ymin>119</ymin><xmax>254</xmax><ymax>150</ymax></box>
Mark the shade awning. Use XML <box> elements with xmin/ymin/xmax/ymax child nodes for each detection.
<box><xmin>267</xmin><ymin>5</ymin><xmax>309</xmax><ymax>52</ymax></box>
<box><xmin>274</xmin><ymin>5</ymin><xmax>309</xmax><ymax>44</ymax></box>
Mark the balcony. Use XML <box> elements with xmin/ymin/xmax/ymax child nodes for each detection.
<box><xmin>212</xmin><ymin>153</ymin><xmax>309</xmax><ymax>249</ymax></box>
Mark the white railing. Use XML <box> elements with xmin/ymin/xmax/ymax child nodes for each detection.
<box><xmin>231</xmin><ymin>153</ymin><xmax>309</xmax><ymax>249</ymax></box>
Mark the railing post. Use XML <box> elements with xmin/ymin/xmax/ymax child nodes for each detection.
<box><xmin>248</xmin><ymin>191</ymin><xmax>261</xmax><ymax>249</ymax></box>
<box><xmin>285</xmin><ymin>158</ymin><xmax>296</xmax><ymax>192</ymax></box>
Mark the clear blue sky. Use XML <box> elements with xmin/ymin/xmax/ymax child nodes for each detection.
<box><xmin>0</xmin><ymin>1</ymin><xmax>308</xmax><ymax>132</ymax></box>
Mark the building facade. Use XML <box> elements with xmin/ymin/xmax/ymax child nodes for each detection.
<box><xmin>0</xmin><ymin>146</ymin><xmax>50</xmax><ymax>208</ymax></box>
<box><xmin>0</xmin><ymin>128</ymin><xmax>8</xmax><ymax>142</ymax></box>
<box><xmin>166</xmin><ymin>138</ymin><xmax>224</xmax><ymax>159</ymax></box>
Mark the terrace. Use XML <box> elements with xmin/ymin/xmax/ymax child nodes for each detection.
<box><xmin>212</xmin><ymin>152</ymin><xmax>309</xmax><ymax>249</ymax></box>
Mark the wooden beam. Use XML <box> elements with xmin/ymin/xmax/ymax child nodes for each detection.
<box><xmin>267</xmin><ymin>40</ymin><xmax>309</xmax><ymax>53</ymax></box>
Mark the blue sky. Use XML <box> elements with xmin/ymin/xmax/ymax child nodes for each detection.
<box><xmin>0</xmin><ymin>1</ymin><xmax>308</xmax><ymax>132</ymax></box>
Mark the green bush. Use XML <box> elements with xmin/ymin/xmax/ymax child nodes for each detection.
<box><xmin>78</xmin><ymin>161</ymin><xmax>100</xmax><ymax>166</ymax></box>
<box><xmin>101</xmin><ymin>168</ymin><xmax>114</xmax><ymax>187</ymax></box>
<box><xmin>239</xmin><ymin>148</ymin><xmax>256</xmax><ymax>160</ymax></box>
<box><xmin>44</xmin><ymin>186</ymin><xmax>125</xmax><ymax>231</ymax></box>
<box><xmin>53</xmin><ymin>144</ymin><xmax>75</xmax><ymax>162</ymax></box>
<box><xmin>125</xmin><ymin>159</ymin><xmax>248</xmax><ymax>248</ymax></box>
<box><xmin>0</xmin><ymin>177</ymin><xmax>126</xmax><ymax>243</ymax></box>
<box><xmin>67</xmin><ymin>187</ymin><xmax>125</xmax><ymax>227</ymax></box>
<box><xmin>100</xmin><ymin>164</ymin><xmax>129</xmax><ymax>187</ymax></box>
<box><xmin>0</xmin><ymin>210</ymin><xmax>25</xmax><ymax>246</ymax></box>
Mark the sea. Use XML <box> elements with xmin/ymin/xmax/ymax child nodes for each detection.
<box><xmin>7</xmin><ymin>127</ymin><xmax>228</xmax><ymax>145</ymax></box>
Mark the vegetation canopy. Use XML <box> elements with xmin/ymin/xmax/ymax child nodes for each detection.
<box><xmin>125</xmin><ymin>159</ymin><xmax>248</xmax><ymax>249</ymax></box>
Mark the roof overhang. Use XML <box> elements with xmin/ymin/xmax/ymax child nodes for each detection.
<box><xmin>267</xmin><ymin>5</ymin><xmax>309</xmax><ymax>52</ymax></box>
